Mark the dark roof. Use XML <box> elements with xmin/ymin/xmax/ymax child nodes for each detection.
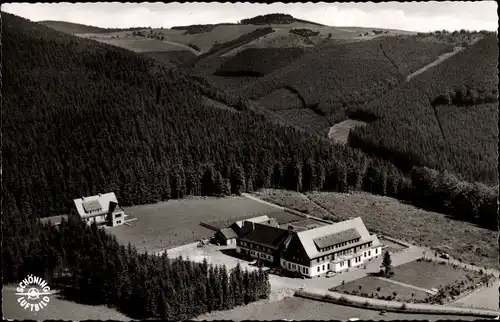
<box><xmin>82</xmin><ymin>199</ymin><xmax>102</xmax><ymax>212</ymax></box>
<box><xmin>219</xmin><ymin>228</ymin><xmax>237</xmax><ymax>240</ymax></box>
<box><xmin>313</xmin><ymin>228</ymin><xmax>361</xmax><ymax>249</ymax></box>
<box><xmin>239</xmin><ymin>222</ymin><xmax>290</xmax><ymax>249</ymax></box>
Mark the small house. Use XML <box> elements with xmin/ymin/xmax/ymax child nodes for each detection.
<box><xmin>73</xmin><ymin>192</ymin><xmax>125</xmax><ymax>227</ymax></box>
<box><xmin>215</xmin><ymin>228</ymin><xmax>238</xmax><ymax>246</ymax></box>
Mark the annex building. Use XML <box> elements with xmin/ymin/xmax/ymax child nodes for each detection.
<box><xmin>231</xmin><ymin>216</ymin><xmax>382</xmax><ymax>278</ymax></box>
<box><xmin>73</xmin><ymin>192</ymin><xmax>126</xmax><ymax>227</ymax></box>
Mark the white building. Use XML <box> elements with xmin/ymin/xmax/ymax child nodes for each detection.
<box><xmin>73</xmin><ymin>192</ymin><xmax>125</xmax><ymax>227</ymax></box>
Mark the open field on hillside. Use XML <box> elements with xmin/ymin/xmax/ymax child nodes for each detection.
<box><xmin>380</xmin><ymin>237</ymin><xmax>407</xmax><ymax>254</ymax></box>
<box><xmin>253</xmin><ymin>189</ymin><xmax>498</xmax><ymax>269</ymax></box>
<box><xmin>107</xmin><ymin>197</ymin><xmax>278</xmax><ymax>253</ymax></box>
<box><xmin>2</xmin><ymin>285</ymin><xmax>130</xmax><ymax>321</ymax></box>
<box><xmin>76</xmin><ymin>35</ymin><xmax>192</xmax><ymax>53</ymax></box>
<box><xmin>328</xmin><ymin>120</ymin><xmax>367</xmax><ymax>144</ymax></box>
<box><xmin>333</xmin><ymin>276</ymin><xmax>429</xmax><ymax>302</ymax></box>
<box><xmin>194</xmin><ymin>296</ymin><xmax>479</xmax><ymax>321</ymax></box>
<box><xmin>203</xmin><ymin>210</ymin><xmax>303</xmax><ymax>230</ymax></box>
<box><xmin>253</xmin><ymin>189</ymin><xmax>331</xmax><ymax>218</ymax></box>
<box><xmin>350</xmin><ymin>35</ymin><xmax>498</xmax><ymax>184</ymax></box>
<box><xmin>390</xmin><ymin>260</ymin><xmax>482</xmax><ymax>291</ymax></box>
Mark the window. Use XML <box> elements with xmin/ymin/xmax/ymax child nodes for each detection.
<box><xmin>364</xmin><ymin>252</ymin><xmax>367</xmax><ymax>257</ymax></box>
<box><xmin>115</xmin><ymin>213</ymin><xmax>122</xmax><ymax>218</ymax></box>
<box><xmin>376</xmin><ymin>248</ymin><xmax>378</xmax><ymax>254</ymax></box>
<box><xmin>305</xmin><ymin>268</ymin><xmax>309</xmax><ymax>274</ymax></box>
<box><xmin>288</xmin><ymin>263</ymin><xmax>291</xmax><ymax>269</ymax></box>
<box><xmin>317</xmin><ymin>258</ymin><xmax>320</xmax><ymax>263</ymax></box>
<box><xmin>317</xmin><ymin>267</ymin><xmax>320</xmax><ymax>272</ymax></box>
<box><xmin>327</xmin><ymin>263</ymin><xmax>330</xmax><ymax>270</ymax></box>
<box><xmin>368</xmin><ymin>251</ymin><xmax>371</xmax><ymax>256</ymax></box>
<box><xmin>117</xmin><ymin>220</ymin><xmax>121</xmax><ymax>224</ymax></box>
<box><xmin>322</xmin><ymin>264</ymin><xmax>325</xmax><ymax>271</ymax></box>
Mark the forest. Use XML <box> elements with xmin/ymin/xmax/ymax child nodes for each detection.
<box><xmin>239</xmin><ymin>36</ymin><xmax>453</xmax><ymax>123</ymax></box>
<box><xmin>350</xmin><ymin>35</ymin><xmax>498</xmax><ymax>184</ymax></box>
<box><xmin>2</xmin><ymin>12</ymin><xmax>498</xmax><ymax>318</ymax></box>
<box><xmin>215</xmin><ymin>47</ymin><xmax>305</xmax><ymax>77</ymax></box>
<box><xmin>3</xmin><ymin>213</ymin><xmax>270</xmax><ymax>319</ymax></box>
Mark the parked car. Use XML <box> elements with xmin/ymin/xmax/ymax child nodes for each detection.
<box><xmin>326</xmin><ymin>271</ymin><xmax>336</xmax><ymax>278</ymax></box>
<box><xmin>440</xmin><ymin>253</ymin><xmax>450</xmax><ymax>259</ymax></box>
<box><xmin>249</xmin><ymin>260</ymin><xmax>257</xmax><ymax>265</ymax></box>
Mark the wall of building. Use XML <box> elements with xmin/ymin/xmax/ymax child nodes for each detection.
<box><xmin>236</xmin><ymin>246</ymin><xmax>274</xmax><ymax>262</ymax></box>
<box><xmin>112</xmin><ymin>211</ymin><xmax>125</xmax><ymax>226</ymax></box>
<box><xmin>281</xmin><ymin>259</ymin><xmax>311</xmax><ymax>276</ymax></box>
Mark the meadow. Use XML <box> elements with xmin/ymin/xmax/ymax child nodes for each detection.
<box><xmin>107</xmin><ymin>197</ymin><xmax>279</xmax><ymax>253</ymax></box>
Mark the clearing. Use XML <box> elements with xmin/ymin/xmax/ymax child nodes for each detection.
<box><xmin>328</xmin><ymin>119</ymin><xmax>368</xmax><ymax>144</ymax></box>
<box><xmin>203</xmin><ymin>209</ymin><xmax>303</xmax><ymax>230</ymax></box>
<box><xmin>2</xmin><ymin>285</ymin><xmax>129</xmax><ymax>321</ymax></box>
<box><xmin>107</xmin><ymin>196</ymin><xmax>278</xmax><ymax>253</ymax></box>
<box><xmin>252</xmin><ymin>189</ymin><xmax>498</xmax><ymax>269</ymax></box>
<box><xmin>333</xmin><ymin>276</ymin><xmax>429</xmax><ymax>302</ymax></box>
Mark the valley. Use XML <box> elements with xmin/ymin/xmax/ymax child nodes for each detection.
<box><xmin>2</xmin><ymin>6</ymin><xmax>498</xmax><ymax>322</ymax></box>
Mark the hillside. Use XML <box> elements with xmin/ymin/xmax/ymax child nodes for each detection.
<box><xmin>350</xmin><ymin>35</ymin><xmax>498</xmax><ymax>184</ymax></box>
<box><xmin>39</xmin><ymin>20</ymin><xmax>145</xmax><ymax>34</ymax></box>
<box><xmin>4</xmin><ymin>9</ymin><xmax>497</xmax><ymax>298</ymax></box>
<box><xmin>236</xmin><ymin>35</ymin><xmax>455</xmax><ymax>125</ymax></box>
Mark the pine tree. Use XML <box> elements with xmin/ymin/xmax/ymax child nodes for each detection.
<box><xmin>381</xmin><ymin>250</ymin><xmax>393</xmax><ymax>277</ymax></box>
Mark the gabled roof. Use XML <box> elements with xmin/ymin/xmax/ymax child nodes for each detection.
<box><xmin>314</xmin><ymin>228</ymin><xmax>361</xmax><ymax>249</ymax></box>
<box><xmin>73</xmin><ymin>192</ymin><xmax>119</xmax><ymax>218</ymax></box>
<box><xmin>219</xmin><ymin>228</ymin><xmax>238</xmax><ymax>240</ymax></box>
<box><xmin>297</xmin><ymin>217</ymin><xmax>380</xmax><ymax>259</ymax></box>
<box><xmin>233</xmin><ymin>215</ymin><xmax>270</xmax><ymax>229</ymax></box>
<box><xmin>239</xmin><ymin>222</ymin><xmax>290</xmax><ymax>249</ymax></box>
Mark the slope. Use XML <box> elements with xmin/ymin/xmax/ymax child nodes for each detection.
<box><xmin>39</xmin><ymin>20</ymin><xmax>144</xmax><ymax>34</ymax></box>
<box><xmin>349</xmin><ymin>34</ymin><xmax>498</xmax><ymax>185</ymax></box>
<box><xmin>239</xmin><ymin>35</ymin><xmax>454</xmax><ymax>126</ymax></box>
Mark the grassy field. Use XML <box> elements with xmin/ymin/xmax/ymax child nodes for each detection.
<box><xmin>107</xmin><ymin>196</ymin><xmax>278</xmax><ymax>253</ymax></box>
<box><xmin>253</xmin><ymin>189</ymin><xmax>331</xmax><ymax>218</ymax></box>
<box><xmin>194</xmin><ymin>296</ymin><xmax>478</xmax><ymax>321</ymax></box>
<box><xmin>391</xmin><ymin>260</ymin><xmax>481</xmax><ymax>291</ymax></box>
<box><xmin>328</xmin><ymin>119</ymin><xmax>367</xmax><ymax>144</ymax></box>
<box><xmin>379</xmin><ymin>237</ymin><xmax>408</xmax><ymax>254</ymax></box>
<box><xmin>253</xmin><ymin>189</ymin><xmax>498</xmax><ymax>269</ymax></box>
<box><xmin>2</xmin><ymin>285</ymin><xmax>130</xmax><ymax>321</ymax></box>
<box><xmin>333</xmin><ymin>276</ymin><xmax>429</xmax><ymax>302</ymax></box>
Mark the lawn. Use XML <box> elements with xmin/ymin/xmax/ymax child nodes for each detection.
<box><xmin>390</xmin><ymin>260</ymin><xmax>480</xmax><ymax>291</ymax></box>
<box><xmin>254</xmin><ymin>189</ymin><xmax>498</xmax><ymax>269</ymax></box>
<box><xmin>107</xmin><ymin>196</ymin><xmax>278</xmax><ymax>253</ymax></box>
<box><xmin>332</xmin><ymin>276</ymin><xmax>429</xmax><ymax>302</ymax></box>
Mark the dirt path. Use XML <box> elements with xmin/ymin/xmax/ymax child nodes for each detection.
<box><xmin>161</xmin><ymin>40</ymin><xmax>201</xmax><ymax>55</ymax></box>
<box><xmin>375</xmin><ymin>276</ymin><xmax>435</xmax><ymax>294</ymax></box>
<box><xmin>241</xmin><ymin>193</ymin><xmax>285</xmax><ymax>210</ymax></box>
<box><xmin>405</xmin><ymin>46</ymin><xmax>464</xmax><ymax>82</ymax></box>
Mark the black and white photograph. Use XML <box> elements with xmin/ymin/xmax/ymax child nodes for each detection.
<box><xmin>1</xmin><ymin>1</ymin><xmax>499</xmax><ymax>321</ymax></box>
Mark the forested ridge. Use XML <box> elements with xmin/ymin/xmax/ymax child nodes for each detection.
<box><xmin>2</xmin><ymin>12</ymin><xmax>498</xmax><ymax>316</ymax></box>
<box><xmin>350</xmin><ymin>35</ymin><xmax>498</xmax><ymax>184</ymax></box>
